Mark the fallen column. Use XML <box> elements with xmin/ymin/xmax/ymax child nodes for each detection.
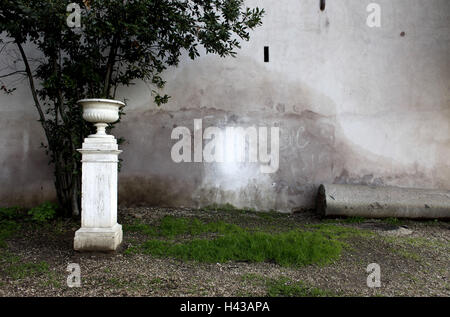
<box><xmin>316</xmin><ymin>184</ymin><xmax>450</xmax><ymax>219</ymax></box>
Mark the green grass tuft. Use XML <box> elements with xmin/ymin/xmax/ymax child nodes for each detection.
<box><xmin>266</xmin><ymin>277</ymin><xmax>334</xmax><ymax>297</ymax></box>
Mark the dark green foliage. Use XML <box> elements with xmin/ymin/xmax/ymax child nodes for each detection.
<box><xmin>27</xmin><ymin>202</ymin><xmax>57</xmax><ymax>223</ymax></box>
<box><xmin>0</xmin><ymin>207</ymin><xmax>22</xmax><ymax>248</ymax></box>
<box><xmin>0</xmin><ymin>207</ymin><xmax>21</xmax><ymax>221</ymax></box>
<box><xmin>0</xmin><ymin>220</ymin><xmax>20</xmax><ymax>248</ymax></box>
<box><xmin>0</xmin><ymin>203</ymin><xmax>59</xmax><ymax>247</ymax></box>
<box><xmin>0</xmin><ymin>1</ymin><xmax>264</xmax><ymax>216</ymax></box>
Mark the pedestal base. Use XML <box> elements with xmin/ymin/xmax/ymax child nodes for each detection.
<box><xmin>74</xmin><ymin>224</ymin><xmax>123</xmax><ymax>251</ymax></box>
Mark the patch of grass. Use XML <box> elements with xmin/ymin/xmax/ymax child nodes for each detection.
<box><xmin>384</xmin><ymin>235</ymin><xmax>448</xmax><ymax>250</ymax></box>
<box><xmin>0</xmin><ymin>204</ymin><xmax>68</xmax><ymax>248</ymax></box>
<box><xmin>400</xmin><ymin>272</ymin><xmax>420</xmax><ymax>284</ymax></box>
<box><xmin>0</xmin><ymin>207</ymin><xmax>23</xmax><ymax>248</ymax></box>
<box><xmin>307</xmin><ymin>223</ymin><xmax>372</xmax><ymax>240</ymax></box>
<box><xmin>126</xmin><ymin>216</ymin><xmax>372</xmax><ymax>267</ymax></box>
<box><xmin>241</xmin><ymin>273</ymin><xmax>266</xmax><ymax>282</ymax></box>
<box><xmin>266</xmin><ymin>277</ymin><xmax>334</xmax><ymax>297</ymax></box>
<box><xmin>39</xmin><ymin>271</ymin><xmax>62</xmax><ymax>288</ymax></box>
<box><xmin>124</xmin><ymin>221</ymin><xmax>158</xmax><ymax>236</ymax></box>
<box><xmin>255</xmin><ymin>210</ymin><xmax>287</xmax><ymax>220</ymax></box>
<box><xmin>240</xmin><ymin>274</ymin><xmax>334</xmax><ymax>297</ymax></box>
<box><xmin>324</xmin><ymin>216</ymin><xmax>366</xmax><ymax>224</ymax></box>
<box><xmin>130</xmin><ymin>221</ymin><xmax>345</xmax><ymax>267</ymax></box>
<box><xmin>393</xmin><ymin>248</ymin><xmax>422</xmax><ymax>262</ymax></box>
<box><xmin>236</xmin><ymin>290</ymin><xmax>255</xmax><ymax>297</ymax></box>
<box><xmin>0</xmin><ymin>220</ymin><xmax>21</xmax><ymax>248</ymax></box>
<box><xmin>424</xmin><ymin>219</ymin><xmax>445</xmax><ymax>226</ymax></box>
<box><xmin>158</xmin><ymin>216</ymin><xmax>239</xmax><ymax>237</ymax></box>
<box><xmin>150</xmin><ymin>277</ymin><xmax>163</xmax><ymax>285</ymax></box>
<box><xmin>107</xmin><ymin>277</ymin><xmax>124</xmax><ymax>287</ymax></box>
<box><xmin>47</xmin><ymin>219</ymin><xmax>69</xmax><ymax>235</ymax></box>
<box><xmin>0</xmin><ymin>251</ymin><xmax>49</xmax><ymax>279</ymax></box>
<box><xmin>383</xmin><ymin>217</ymin><xmax>404</xmax><ymax>225</ymax></box>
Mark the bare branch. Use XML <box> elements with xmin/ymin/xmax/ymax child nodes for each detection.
<box><xmin>0</xmin><ymin>70</ymin><xmax>26</xmax><ymax>78</ymax></box>
<box><xmin>16</xmin><ymin>42</ymin><xmax>48</xmax><ymax>130</ymax></box>
<box><xmin>103</xmin><ymin>33</ymin><xmax>120</xmax><ymax>98</ymax></box>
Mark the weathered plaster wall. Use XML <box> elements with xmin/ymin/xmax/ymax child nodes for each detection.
<box><xmin>1</xmin><ymin>0</ymin><xmax>449</xmax><ymax>212</ymax></box>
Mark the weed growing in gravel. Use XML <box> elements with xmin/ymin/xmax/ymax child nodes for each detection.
<box><xmin>306</xmin><ymin>223</ymin><xmax>372</xmax><ymax>239</ymax></box>
<box><xmin>0</xmin><ymin>251</ymin><xmax>49</xmax><ymax>279</ymax></box>
<box><xmin>240</xmin><ymin>274</ymin><xmax>334</xmax><ymax>297</ymax></box>
<box><xmin>255</xmin><ymin>210</ymin><xmax>286</xmax><ymax>221</ymax></box>
<box><xmin>393</xmin><ymin>248</ymin><xmax>423</xmax><ymax>262</ymax></box>
<box><xmin>124</xmin><ymin>217</ymin><xmax>366</xmax><ymax>267</ymax></box>
<box><xmin>384</xmin><ymin>235</ymin><xmax>448</xmax><ymax>250</ymax></box>
<box><xmin>266</xmin><ymin>277</ymin><xmax>334</xmax><ymax>297</ymax></box>
<box><xmin>323</xmin><ymin>216</ymin><xmax>366</xmax><ymax>224</ymax></box>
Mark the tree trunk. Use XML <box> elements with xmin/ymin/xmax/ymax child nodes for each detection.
<box><xmin>71</xmin><ymin>175</ymin><xmax>80</xmax><ymax>217</ymax></box>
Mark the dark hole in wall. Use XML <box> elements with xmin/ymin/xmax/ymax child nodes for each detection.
<box><xmin>320</xmin><ymin>0</ymin><xmax>326</xmax><ymax>11</ymax></box>
<box><xmin>264</xmin><ymin>46</ymin><xmax>269</xmax><ymax>62</ymax></box>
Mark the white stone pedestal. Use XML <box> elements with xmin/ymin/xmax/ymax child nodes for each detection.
<box><xmin>74</xmin><ymin>136</ymin><xmax>123</xmax><ymax>251</ymax></box>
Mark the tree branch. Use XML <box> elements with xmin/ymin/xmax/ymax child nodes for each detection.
<box><xmin>102</xmin><ymin>33</ymin><xmax>120</xmax><ymax>98</ymax></box>
<box><xmin>0</xmin><ymin>70</ymin><xmax>26</xmax><ymax>78</ymax></box>
<box><xmin>16</xmin><ymin>42</ymin><xmax>48</xmax><ymax>130</ymax></box>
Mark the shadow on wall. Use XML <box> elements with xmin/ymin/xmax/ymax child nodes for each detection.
<box><xmin>0</xmin><ymin>112</ymin><xmax>55</xmax><ymax>207</ymax></box>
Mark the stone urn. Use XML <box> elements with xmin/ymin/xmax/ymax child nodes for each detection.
<box><xmin>74</xmin><ymin>98</ymin><xmax>125</xmax><ymax>252</ymax></box>
<box><xmin>78</xmin><ymin>98</ymin><xmax>125</xmax><ymax>137</ymax></box>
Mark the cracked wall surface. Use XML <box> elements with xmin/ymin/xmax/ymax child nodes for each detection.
<box><xmin>0</xmin><ymin>0</ymin><xmax>449</xmax><ymax>212</ymax></box>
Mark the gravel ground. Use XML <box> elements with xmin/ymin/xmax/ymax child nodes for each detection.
<box><xmin>0</xmin><ymin>207</ymin><xmax>448</xmax><ymax>297</ymax></box>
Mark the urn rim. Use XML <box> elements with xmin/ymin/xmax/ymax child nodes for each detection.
<box><xmin>77</xmin><ymin>98</ymin><xmax>125</xmax><ymax>107</ymax></box>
